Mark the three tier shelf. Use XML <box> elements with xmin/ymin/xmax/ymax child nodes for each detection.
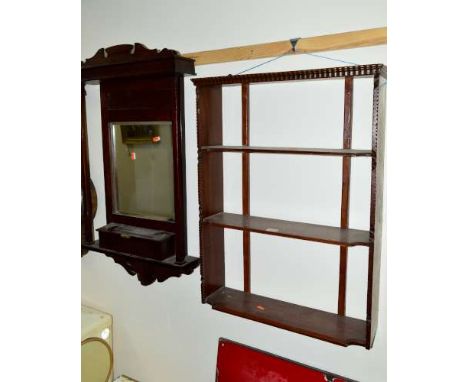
<box><xmin>192</xmin><ymin>64</ymin><xmax>386</xmax><ymax>349</ymax></box>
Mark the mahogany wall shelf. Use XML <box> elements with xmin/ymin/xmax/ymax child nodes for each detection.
<box><xmin>192</xmin><ymin>64</ymin><xmax>386</xmax><ymax>349</ymax></box>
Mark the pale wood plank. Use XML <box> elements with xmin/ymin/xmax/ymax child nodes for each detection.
<box><xmin>183</xmin><ymin>27</ymin><xmax>386</xmax><ymax>66</ymax></box>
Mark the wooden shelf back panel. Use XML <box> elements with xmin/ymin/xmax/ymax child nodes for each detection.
<box><xmin>207</xmin><ymin>287</ymin><xmax>367</xmax><ymax>347</ymax></box>
<box><xmin>203</xmin><ymin>212</ymin><xmax>371</xmax><ymax>247</ymax></box>
<box><xmin>201</xmin><ymin>145</ymin><xmax>372</xmax><ymax>157</ymax></box>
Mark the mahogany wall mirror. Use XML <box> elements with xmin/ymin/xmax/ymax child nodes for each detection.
<box><xmin>81</xmin><ymin>43</ymin><xmax>199</xmax><ymax>285</ymax></box>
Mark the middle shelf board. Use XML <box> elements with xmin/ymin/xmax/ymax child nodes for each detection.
<box><xmin>201</xmin><ymin>145</ymin><xmax>373</xmax><ymax>157</ymax></box>
<box><xmin>203</xmin><ymin>212</ymin><xmax>371</xmax><ymax>247</ymax></box>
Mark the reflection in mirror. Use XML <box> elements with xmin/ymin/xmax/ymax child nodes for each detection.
<box><xmin>110</xmin><ymin>122</ymin><xmax>175</xmax><ymax>221</ymax></box>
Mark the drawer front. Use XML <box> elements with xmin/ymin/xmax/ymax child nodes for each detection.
<box><xmin>98</xmin><ymin>224</ymin><xmax>175</xmax><ymax>261</ymax></box>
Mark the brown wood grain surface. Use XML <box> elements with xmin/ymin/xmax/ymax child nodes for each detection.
<box><xmin>207</xmin><ymin>287</ymin><xmax>367</xmax><ymax>347</ymax></box>
<box><xmin>204</xmin><ymin>212</ymin><xmax>371</xmax><ymax>247</ymax></box>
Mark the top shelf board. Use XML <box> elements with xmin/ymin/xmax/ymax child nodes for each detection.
<box><xmin>201</xmin><ymin>146</ymin><xmax>373</xmax><ymax>157</ymax></box>
<box><xmin>192</xmin><ymin>64</ymin><xmax>386</xmax><ymax>87</ymax></box>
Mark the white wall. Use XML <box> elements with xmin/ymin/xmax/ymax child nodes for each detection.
<box><xmin>82</xmin><ymin>1</ymin><xmax>386</xmax><ymax>381</ymax></box>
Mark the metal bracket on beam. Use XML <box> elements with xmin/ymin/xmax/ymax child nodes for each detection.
<box><xmin>289</xmin><ymin>37</ymin><xmax>300</xmax><ymax>52</ymax></box>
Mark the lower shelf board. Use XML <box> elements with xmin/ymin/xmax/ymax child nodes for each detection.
<box><xmin>206</xmin><ymin>287</ymin><xmax>367</xmax><ymax>347</ymax></box>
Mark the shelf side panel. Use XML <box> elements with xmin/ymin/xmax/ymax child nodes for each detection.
<box><xmin>367</xmin><ymin>74</ymin><xmax>386</xmax><ymax>347</ymax></box>
<box><xmin>197</xmin><ymin>85</ymin><xmax>226</xmax><ymax>300</ymax></box>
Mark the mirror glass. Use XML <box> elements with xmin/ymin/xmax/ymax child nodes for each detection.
<box><xmin>110</xmin><ymin>122</ymin><xmax>175</xmax><ymax>221</ymax></box>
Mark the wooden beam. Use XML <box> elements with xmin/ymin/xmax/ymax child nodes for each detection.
<box><xmin>183</xmin><ymin>27</ymin><xmax>386</xmax><ymax>66</ymax></box>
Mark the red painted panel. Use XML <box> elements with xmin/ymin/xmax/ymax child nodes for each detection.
<box><xmin>216</xmin><ymin>338</ymin><xmax>356</xmax><ymax>382</ymax></box>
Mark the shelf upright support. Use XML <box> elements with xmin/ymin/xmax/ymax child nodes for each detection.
<box><xmin>242</xmin><ymin>82</ymin><xmax>251</xmax><ymax>293</ymax></box>
<box><xmin>198</xmin><ymin>85</ymin><xmax>226</xmax><ymax>300</ymax></box>
<box><xmin>338</xmin><ymin>77</ymin><xmax>354</xmax><ymax>315</ymax></box>
<box><xmin>366</xmin><ymin>71</ymin><xmax>386</xmax><ymax>348</ymax></box>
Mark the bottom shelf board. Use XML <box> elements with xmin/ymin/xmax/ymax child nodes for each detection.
<box><xmin>206</xmin><ymin>287</ymin><xmax>367</xmax><ymax>347</ymax></box>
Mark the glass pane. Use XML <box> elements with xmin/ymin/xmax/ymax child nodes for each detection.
<box><xmin>110</xmin><ymin>122</ymin><xmax>175</xmax><ymax>221</ymax></box>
